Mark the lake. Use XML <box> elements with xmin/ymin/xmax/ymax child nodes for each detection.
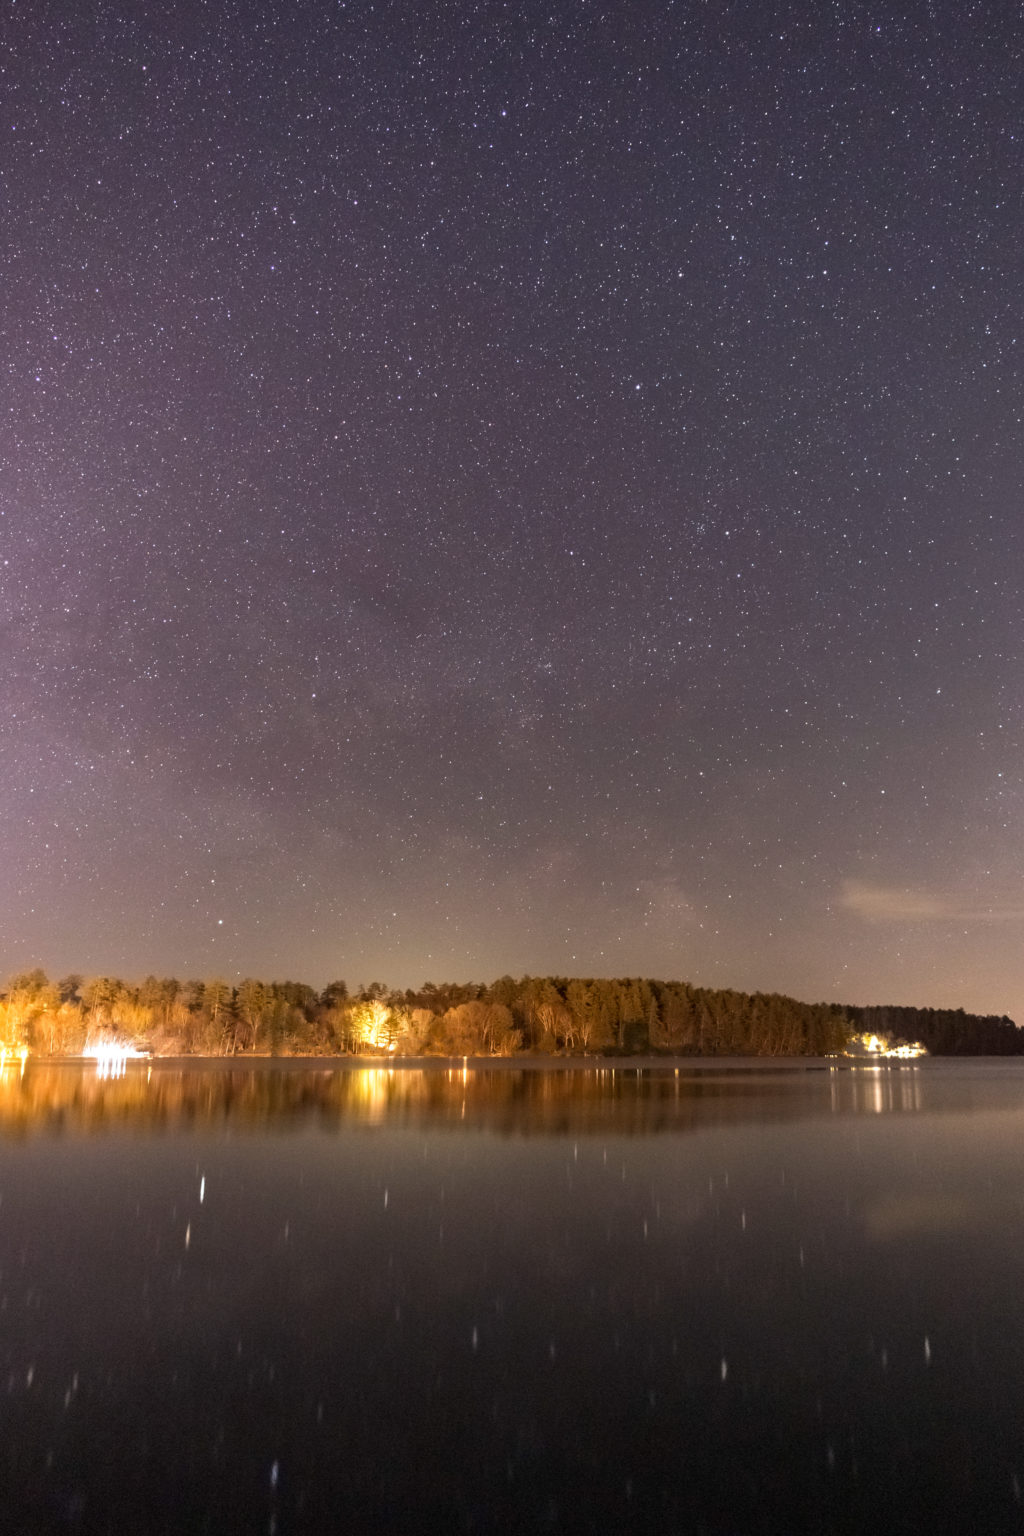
<box><xmin>1</xmin><ymin>1056</ymin><xmax>1023</xmax><ymax>1533</ymax></box>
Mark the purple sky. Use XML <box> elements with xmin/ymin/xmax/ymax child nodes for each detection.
<box><xmin>2</xmin><ymin>1</ymin><xmax>1022</xmax><ymax>1016</ymax></box>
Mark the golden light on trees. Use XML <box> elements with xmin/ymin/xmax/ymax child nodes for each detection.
<box><xmin>351</xmin><ymin>998</ymin><xmax>394</xmax><ymax>1051</ymax></box>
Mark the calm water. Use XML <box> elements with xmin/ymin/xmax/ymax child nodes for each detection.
<box><xmin>2</xmin><ymin>1058</ymin><xmax>1024</xmax><ymax>1534</ymax></box>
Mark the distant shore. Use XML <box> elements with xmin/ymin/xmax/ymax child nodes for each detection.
<box><xmin>6</xmin><ymin>971</ymin><xmax>1016</xmax><ymax>1058</ymax></box>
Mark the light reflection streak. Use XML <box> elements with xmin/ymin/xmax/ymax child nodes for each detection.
<box><xmin>84</xmin><ymin>1042</ymin><xmax>149</xmax><ymax>1079</ymax></box>
<box><xmin>0</xmin><ymin>1046</ymin><xmax>30</xmax><ymax>1078</ymax></box>
<box><xmin>847</xmin><ymin>1063</ymin><xmax>922</xmax><ymax>1115</ymax></box>
<box><xmin>353</xmin><ymin>1067</ymin><xmax>397</xmax><ymax>1124</ymax></box>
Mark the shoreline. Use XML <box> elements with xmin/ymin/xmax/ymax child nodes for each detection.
<box><xmin>22</xmin><ymin>1052</ymin><xmax>941</xmax><ymax>1073</ymax></box>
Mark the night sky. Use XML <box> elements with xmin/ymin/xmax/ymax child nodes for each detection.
<box><xmin>3</xmin><ymin>2</ymin><xmax>1022</xmax><ymax>1017</ymax></box>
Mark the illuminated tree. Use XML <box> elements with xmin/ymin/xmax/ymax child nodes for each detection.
<box><xmin>0</xmin><ymin>971</ymin><xmax>61</xmax><ymax>1051</ymax></box>
<box><xmin>351</xmin><ymin>998</ymin><xmax>393</xmax><ymax>1051</ymax></box>
<box><xmin>398</xmin><ymin>1008</ymin><xmax>434</xmax><ymax>1053</ymax></box>
<box><xmin>237</xmin><ymin>979</ymin><xmax>268</xmax><ymax>1051</ymax></box>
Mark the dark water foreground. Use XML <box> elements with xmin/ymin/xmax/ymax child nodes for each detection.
<box><xmin>1</xmin><ymin>1058</ymin><xmax>1023</xmax><ymax>1534</ymax></box>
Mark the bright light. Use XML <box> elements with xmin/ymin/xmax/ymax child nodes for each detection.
<box><xmin>849</xmin><ymin>1032</ymin><xmax>926</xmax><ymax>1060</ymax></box>
<box><xmin>352</xmin><ymin>998</ymin><xmax>393</xmax><ymax>1051</ymax></box>
<box><xmin>84</xmin><ymin>1041</ymin><xmax>148</xmax><ymax>1078</ymax></box>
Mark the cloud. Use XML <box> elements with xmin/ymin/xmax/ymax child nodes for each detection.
<box><xmin>841</xmin><ymin>879</ymin><xmax>1024</xmax><ymax>924</ymax></box>
<box><xmin>841</xmin><ymin>882</ymin><xmax>948</xmax><ymax>922</ymax></box>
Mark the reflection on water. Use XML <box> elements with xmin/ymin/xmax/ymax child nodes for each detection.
<box><xmin>0</xmin><ymin>1057</ymin><xmax>949</xmax><ymax>1138</ymax></box>
<box><xmin>1</xmin><ymin>1059</ymin><xmax>1024</xmax><ymax>1534</ymax></box>
<box><xmin>835</xmin><ymin>1062</ymin><xmax>924</xmax><ymax>1116</ymax></box>
<box><xmin>0</xmin><ymin>1045</ymin><xmax>29</xmax><ymax>1077</ymax></box>
<box><xmin>82</xmin><ymin>1040</ymin><xmax>149</xmax><ymax>1079</ymax></box>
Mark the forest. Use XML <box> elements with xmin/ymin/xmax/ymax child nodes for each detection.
<box><xmin>0</xmin><ymin>969</ymin><xmax>1019</xmax><ymax>1058</ymax></box>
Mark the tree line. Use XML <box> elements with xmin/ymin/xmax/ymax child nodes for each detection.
<box><xmin>0</xmin><ymin>969</ymin><xmax>1018</xmax><ymax>1057</ymax></box>
<box><xmin>856</xmin><ymin>1004</ymin><xmax>1023</xmax><ymax>1056</ymax></box>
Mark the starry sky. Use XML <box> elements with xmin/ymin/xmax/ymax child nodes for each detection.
<box><xmin>2</xmin><ymin>0</ymin><xmax>1022</xmax><ymax>1015</ymax></box>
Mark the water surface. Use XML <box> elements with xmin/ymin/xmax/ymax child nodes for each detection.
<box><xmin>1</xmin><ymin>1058</ymin><xmax>1023</xmax><ymax>1533</ymax></box>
